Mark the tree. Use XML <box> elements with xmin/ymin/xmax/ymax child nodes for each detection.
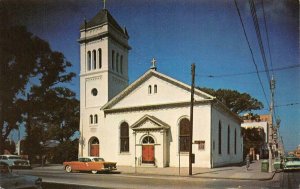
<box><xmin>50</xmin><ymin>139</ymin><xmax>79</xmax><ymax>163</ymax></box>
<box><xmin>0</xmin><ymin>25</ymin><xmax>77</xmax><ymax>155</ymax></box>
<box><xmin>242</xmin><ymin>127</ymin><xmax>266</xmax><ymax>159</ymax></box>
<box><xmin>199</xmin><ymin>87</ymin><xmax>264</xmax><ymax>114</ymax></box>
<box><xmin>0</xmin><ymin>25</ymin><xmax>49</xmax><ymax>154</ymax></box>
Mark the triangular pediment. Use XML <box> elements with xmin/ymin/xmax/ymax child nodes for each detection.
<box><xmin>131</xmin><ymin>115</ymin><xmax>170</xmax><ymax>131</ymax></box>
<box><xmin>102</xmin><ymin>69</ymin><xmax>215</xmax><ymax>111</ymax></box>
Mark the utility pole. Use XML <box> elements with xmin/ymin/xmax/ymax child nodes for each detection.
<box><xmin>189</xmin><ymin>64</ymin><xmax>195</xmax><ymax>176</ymax></box>
<box><xmin>269</xmin><ymin>76</ymin><xmax>275</xmax><ymax>173</ymax></box>
<box><xmin>17</xmin><ymin>124</ymin><xmax>21</xmax><ymax>155</ymax></box>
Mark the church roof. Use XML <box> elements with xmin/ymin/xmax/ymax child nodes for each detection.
<box><xmin>80</xmin><ymin>9</ymin><xmax>128</xmax><ymax>37</ymax></box>
<box><xmin>101</xmin><ymin>69</ymin><xmax>216</xmax><ymax>110</ymax></box>
<box><xmin>101</xmin><ymin>69</ymin><xmax>241</xmax><ymax>123</ymax></box>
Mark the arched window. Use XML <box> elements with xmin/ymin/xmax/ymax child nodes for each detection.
<box><xmin>87</xmin><ymin>51</ymin><xmax>91</xmax><ymax>71</ymax></box>
<box><xmin>98</xmin><ymin>48</ymin><xmax>102</xmax><ymax>69</ymax></box>
<box><xmin>120</xmin><ymin>122</ymin><xmax>129</xmax><ymax>152</ymax></box>
<box><xmin>120</xmin><ymin>55</ymin><xmax>123</xmax><ymax>74</ymax></box>
<box><xmin>227</xmin><ymin>125</ymin><xmax>230</xmax><ymax>154</ymax></box>
<box><xmin>94</xmin><ymin>114</ymin><xmax>98</xmax><ymax>124</ymax></box>
<box><xmin>234</xmin><ymin>129</ymin><xmax>237</xmax><ymax>154</ymax></box>
<box><xmin>148</xmin><ymin>85</ymin><xmax>152</xmax><ymax>94</ymax></box>
<box><xmin>218</xmin><ymin>121</ymin><xmax>222</xmax><ymax>154</ymax></box>
<box><xmin>116</xmin><ymin>53</ymin><xmax>119</xmax><ymax>72</ymax></box>
<box><xmin>93</xmin><ymin>50</ymin><xmax>96</xmax><ymax>69</ymax></box>
<box><xmin>91</xmin><ymin>137</ymin><xmax>99</xmax><ymax>144</ymax></box>
<box><xmin>179</xmin><ymin>118</ymin><xmax>190</xmax><ymax>152</ymax></box>
<box><xmin>112</xmin><ymin>50</ymin><xmax>115</xmax><ymax>70</ymax></box>
<box><xmin>154</xmin><ymin>85</ymin><xmax>157</xmax><ymax>93</ymax></box>
<box><xmin>142</xmin><ymin>136</ymin><xmax>155</xmax><ymax>144</ymax></box>
<box><xmin>90</xmin><ymin>115</ymin><xmax>93</xmax><ymax>124</ymax></box>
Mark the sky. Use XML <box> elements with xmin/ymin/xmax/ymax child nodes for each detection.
<box><xmin>3</xmin><ymin>0</ymin><xmax>299</xmax><ymax>152</ymax></box>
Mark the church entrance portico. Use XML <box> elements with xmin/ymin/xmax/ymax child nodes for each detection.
<box><xmin>131</xmin><ymin>115</ymin><xmax>170</xmax><ymax>167</ymax></box>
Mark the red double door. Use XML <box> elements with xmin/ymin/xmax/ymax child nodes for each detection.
<box><xmin>142</xmin><ymin>145</ymin><xmax>154</xmax><ymax>163</ymax></box>
<box><xmin>90</xmin><ymin>144</ymin><xmax>99</xmax><ymax>157</ymax></box>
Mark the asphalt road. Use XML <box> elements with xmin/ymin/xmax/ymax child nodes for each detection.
<box><xmin>15</xmin><ymin>168</ymin><xmax>300</xmax><ymax>189</ymax></box>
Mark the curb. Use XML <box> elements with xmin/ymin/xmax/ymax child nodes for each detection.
<box><xmin>116</xmin><ymin>171</ymin><xmax>276</xmax><ymax>181</ymax></box>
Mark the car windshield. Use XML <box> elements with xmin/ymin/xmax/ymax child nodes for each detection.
<box><xmin>92</xmin><ymin>158</ymin><xmax>104</xmax><ymax>162</ymax></box>
<box><xmin>8</xmin><ymin>156</ymin><xmax>21</xmax><ymax>160</ymax></box>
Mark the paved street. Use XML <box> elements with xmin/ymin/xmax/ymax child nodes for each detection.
<box><xmin>13</xmin><ymin>160</ymin><xmax>300</xmax><ymax>189</ymax></box>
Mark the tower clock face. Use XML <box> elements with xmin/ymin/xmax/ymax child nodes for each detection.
<box><xmin>91</xmin><ymin>88</ymin><xmax>98</xmax><ymax>96</ymax></box>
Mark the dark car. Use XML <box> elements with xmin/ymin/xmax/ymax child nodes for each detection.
<box><xmin>0</xmin><ymin>162</ymin><xmax>42</xmax><ymax>189</ymax></box>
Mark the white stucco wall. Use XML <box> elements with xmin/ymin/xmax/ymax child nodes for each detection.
<box><xmin>211</xmin><ymin>105</ymin><xmax>243</xmax><ymax>167</ymax></box>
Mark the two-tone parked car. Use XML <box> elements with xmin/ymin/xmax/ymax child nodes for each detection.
<box><xmin>283</xmin><ymin>155</ymin><xmax>300</xmax><ymax>171</ymax></box>
<box><xmin>63</xmin><ymin>157</ymin><xmax>117</xmax><ymax>174</ymax></box>
<box><xmin>0</xmin><ymin>155</ymin><xmax>31</xmax><ymax>169</ymax></box>
<box><xmin>0</xmin><ymin>162</ymin><xmax>42</xmax><ymax>189</ymax></box>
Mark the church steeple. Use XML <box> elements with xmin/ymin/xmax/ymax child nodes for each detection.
<box><xmin>79</xmin><ymin>7</ymin><xmax>130</xmax><ymax>109</ymax></box>
<box><xmin>79</xmin><ymin>9</ymin><xmax>130</xmax><ymax>41</ymax></box>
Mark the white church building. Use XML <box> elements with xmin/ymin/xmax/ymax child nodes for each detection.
<box><xmin>78</xmin><ymin>8</ymin><xmax>243</xmax><ymax>168</ymax></box>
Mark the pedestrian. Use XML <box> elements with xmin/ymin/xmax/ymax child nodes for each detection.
<box><xmin>246</xmin><ymin>154</ymin><xmax>250</xmax><ymax>171</ymax></box>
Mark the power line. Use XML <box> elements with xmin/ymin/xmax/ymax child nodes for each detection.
<box><xmin>195</xmin><ymin>64</ymin><xmax>300</xmax><ymax>78</ymax></box>
<box><xmin>259</xmin><ymin>0</ymin><xmax>279</xmax><ymax>120</ymax></box>
<box><xmin>234</xmin><ymin>0</ymin><xmax>270</xmax><ymax>108</ymax></box>
<box><xmin>261</xmin><ymin>0</ymin><xmax>275</xmax><ymax>76</ymax></box>
<box><xmin>249</xmin><ymin>0</ymin><xmax>271</xmax><ymax>84</ymax></box>
<box><xmin>275</xmin><ymin>102</ymin><xmax>300</xmax><ymax>107</ymax></box>
<box><xmin>262</xmin><ymin>102</ymin><xmax>300</xmax><ymax>110</ymax></box>
<box><xmin>249</xmin><ymin>0</ymin><xmax>280</xmax><ymax>122</ymax></box>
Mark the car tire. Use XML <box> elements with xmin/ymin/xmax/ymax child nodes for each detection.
<box><xmin>91</xmin><ymin>170</ymin><xmax>97</xmax><ymax>174</ymax></box>
<box><xmin>65</xmin><ymin>165</ymin><xmax>72</xmax><ymax>173</ymax></box>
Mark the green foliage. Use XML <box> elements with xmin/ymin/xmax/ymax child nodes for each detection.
<box><xmin>199</xmin><ymin>87</ymin><xmax>264</xmax><ymax>114</ymax></box>
<box><xmin>49</xmin><ymin>140</ymin><xmax>79</xmax><ymax>164</ymax></box>
<box><xmin>241</xmin><ymin>127</ymin><xmax>265</xmax><ymax>158</ymax></box>
<box><xmin>0</xmin><ymin>25</ymin><xmax>78</xmax><ymax>157</ymax></box>
<box><xmin>0</xmin><ymin>25</ymin><xmax>52</xmax><ymax>154</ymax></box>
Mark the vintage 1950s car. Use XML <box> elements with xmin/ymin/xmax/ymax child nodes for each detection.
<box><xmin>63</xmin><ymin>157</ymin><xmax>117</xmax><ymax>174</ymax></box>
<box><xmin>283</xmin><ymin>155</ymin><xmax>300</xmax><ymax>171</ymax></box>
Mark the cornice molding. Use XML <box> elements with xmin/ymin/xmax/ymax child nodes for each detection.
<box><xmin>103</xmin><ymin>100</ymin><xmax>212</xmax><ymax>115</ymax></box>
<box><xmin>78</xmin><ymin>30</ymin><xmax>131</xmax><ymax>50</ymax></box>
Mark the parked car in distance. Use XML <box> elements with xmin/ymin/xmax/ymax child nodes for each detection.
<box><xmin>63</xmin><ymin>157</ymin><xmax>117</xmax><ymax>174</ymax></box>
<box><xmin>283</xmin><ymin>155</ymin><xmax>300</xmax><ymax>171</ymax></box>
<box><xmin>0</xmin><ymin>155</ymin><xmax>31</xmax><ymax>169</ymax></box>
<box><xmin>0</xmin><ymin>162</ymin><xmax>42</xmax><ymax>189</ymax></box>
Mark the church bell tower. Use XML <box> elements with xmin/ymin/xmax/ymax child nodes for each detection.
<box><xmin>78</xmin><ymin>7</ymin><xmax>130</xmax><ymax>151</ymax></box>
<box><xmin>79</xmin><ymin>8</ymin><xmax>130</xmax><ymax>108</ymax></box>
